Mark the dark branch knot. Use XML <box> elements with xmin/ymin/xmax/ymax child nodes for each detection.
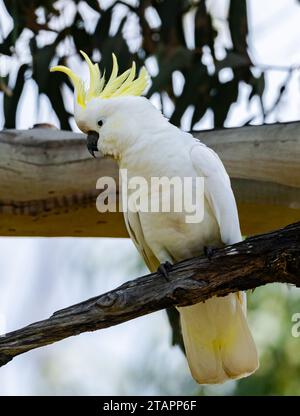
<box><xmin>96</xmin><ymin>292</ymin><xmax>119</xmax><ymax>308</ymax></box>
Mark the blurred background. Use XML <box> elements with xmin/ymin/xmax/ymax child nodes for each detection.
<box><xmin>0</xmin><ymin>0</ymin><xmax>300</xmax><ymax>395</ymax></box>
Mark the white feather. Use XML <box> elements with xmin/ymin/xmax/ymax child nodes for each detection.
<box><xmin>190</xmin><ymin>142</ymin><xmax>242</xmax><ymax>245</ymax></box>
<box><xmin>121</xmin><ymin>133</ymin><xmax>258</xmax><ymax>384</ymax></box>
<box><xmin>76</xmin><ymin>94</ymin><xmax>259</xmax><ymax>384</ymax></box>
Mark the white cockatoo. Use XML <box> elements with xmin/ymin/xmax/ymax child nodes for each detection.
<box><xmin>51</xmin><ymin>52</ymin><xmax>259</xmax><ymax>384</ymax></box>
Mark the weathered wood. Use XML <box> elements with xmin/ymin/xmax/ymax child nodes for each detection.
<box><xmin>0</xmin><ymin>122</ymin><xmax>299</xmax><ymax>237</ymax></box>
<box><xmin>0</xmin><ymin>221</ymin><xmax>299</xmax><ymax>367</ymax></box>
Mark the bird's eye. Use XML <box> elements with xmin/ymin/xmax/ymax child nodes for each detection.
<box><xmin>97</xmin><ymin>120</ymin><xmax>103</xmax><ymax>127</ymax></box>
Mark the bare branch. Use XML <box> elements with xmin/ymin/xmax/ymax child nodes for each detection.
<box><xmin>0</xmin><ymin>221</ymin><xmax>299</xmax><ymax>367</ymax></box>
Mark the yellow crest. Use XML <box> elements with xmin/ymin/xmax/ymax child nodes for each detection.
<box><xmin>50</xmin><ymin>51</ymin><xmax>149</xmax><ymax>108</ymax></box>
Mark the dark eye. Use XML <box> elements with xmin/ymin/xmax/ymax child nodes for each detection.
<box><xmin>97</xmin><ymin>120</ymin><xmax>103</xmax><ymax>127</ymax></box>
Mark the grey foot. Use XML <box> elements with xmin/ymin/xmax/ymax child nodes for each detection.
<box><xmin>203</xmin><ymin>245</ymin><xmax>216</xmax><ymax>259</ymax></box>
<box><xmin>157</xmin><ymin>261</ymin><xmax>173</xmax><ymax>281</ymax></box>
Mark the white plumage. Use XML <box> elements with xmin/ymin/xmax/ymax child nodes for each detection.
<box><xmin>76</xmin><ymin>95</ymin><xmax>259</xmax><ymax>384</ymax></box>
<box><xmin>53</xmin><ymin>50</ymin><xmax>259</xmax><ymax>383</ymax></box>
<box><xmin>115</xmin><ymin>104</ymin><xmax>259</xmax><ymax>383</ymax></box>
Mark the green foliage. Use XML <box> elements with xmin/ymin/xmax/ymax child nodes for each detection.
<box><xmin>3</xmin><ymin>63</ymin><xmax>27</xmax><ymax>128</ymax></box>
<box><xmin>233</xmin><ymin>285</ymin><xmax>300</xmax><ymax>395</ymax></box>
<box><xmin>0</xmin><ymin>0</ymin><xmax>264</xmax><ymax>129</ymax></box>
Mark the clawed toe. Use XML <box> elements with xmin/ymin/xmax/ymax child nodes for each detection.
<box><xmin>157</xmin><ymin>261</ymin><xmax>173</xmax><ymax>281</ymax></box>
<box><xmin>203</xmin><ymin>245</ymin><xmax>215</xmax><ymax>259</ymax></box>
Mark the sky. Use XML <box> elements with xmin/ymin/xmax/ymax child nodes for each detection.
<box><xmin>0</xmin><ymin>0</ymin><xmax>299</xmax><ymax>395</ymax></box>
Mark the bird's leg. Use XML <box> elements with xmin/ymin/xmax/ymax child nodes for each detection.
<box><xmin>157</xmin><ymin>261</ymin><xmax>173</xmax><ymax>281</ymax></box>
<box><xmin>203</xmin><ymin>245</ymin><xmax>216</xmax><ymax>259</ymax></box>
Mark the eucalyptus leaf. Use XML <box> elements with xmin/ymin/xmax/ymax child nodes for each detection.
<box><xmin>4</xmin><ymin>64</ymin><xmax>27</xmax><ymax>128</ymax></box>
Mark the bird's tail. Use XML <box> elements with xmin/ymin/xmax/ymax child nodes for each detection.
<box><xmin>178</xmin><ymin>292</ymin><xmax>258</xmax><ymax>384</ymax></box>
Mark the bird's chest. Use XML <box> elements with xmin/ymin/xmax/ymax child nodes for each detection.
<box><xmin>119</xmin><ymin>153</ymin><xmax>221</xmax><ymax>261</ymax></box>
<box><xmin>137</xmin><ymin>203</ymin><xmax>221</xmax><ymax>261</ymax></box>
<box><xmin>122</xmin><ymin>176</ymin><xmax>221</xmax><ymax>262</ymax></box>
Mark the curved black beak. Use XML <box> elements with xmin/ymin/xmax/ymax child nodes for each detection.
<box><xmin>86</xmin><ymin>130</ymin><xmax>99</xmax><ymax>157</ymax></box>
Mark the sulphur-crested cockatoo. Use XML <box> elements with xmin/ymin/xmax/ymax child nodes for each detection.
<box><xmin>51</xmin><ymin>52</ymin><xmax>258</xmax><ymax>384</ymax></box>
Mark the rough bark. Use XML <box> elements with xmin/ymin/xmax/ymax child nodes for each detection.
<box><xmin>0</xmin><ymin>221</ymin><xmax>299</xmax><ymax>367</ymax></box>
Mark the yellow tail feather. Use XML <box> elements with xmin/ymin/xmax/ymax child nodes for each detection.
<box><xmin>178</xmin><ymin>293</ymin><xmax>259</xmax><ymax>384</ymax></box>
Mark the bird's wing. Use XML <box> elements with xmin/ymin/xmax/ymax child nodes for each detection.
<box><xmin>190</xmin><ymin>142</ymin><xmax>242</xmax><ymax>245</ymax></box>
<box><xmin>123</xmin><ymin>209</ymin><xmax>159</xmax><ymax>272</ymax></box>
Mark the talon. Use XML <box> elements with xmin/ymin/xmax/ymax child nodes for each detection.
<box><xmin>157</xmin><ymin>261</ymin><xmax>173</xmax><ymax>281</ymax></box>
<box><xmin>203</xmin><ymin>246</ymin><xmax>215</xmax><ymax>259</ymax></box>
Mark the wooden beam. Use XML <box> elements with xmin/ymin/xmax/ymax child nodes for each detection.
<box><xmin>0</xmin><ymin>122</ymin><xmax>299</xmax><ymax>237</ymax></box>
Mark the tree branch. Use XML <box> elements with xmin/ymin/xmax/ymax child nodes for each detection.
<box><xmin>0</xmin><ymin>221</ymin><xmax>299</xmax><ymax>367</ymax></box>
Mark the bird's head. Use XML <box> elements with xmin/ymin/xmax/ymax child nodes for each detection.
<box><xmin>50</xmin><ymin>52</ymin><xmax>160</xmax><ymax>159</ymax></box>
